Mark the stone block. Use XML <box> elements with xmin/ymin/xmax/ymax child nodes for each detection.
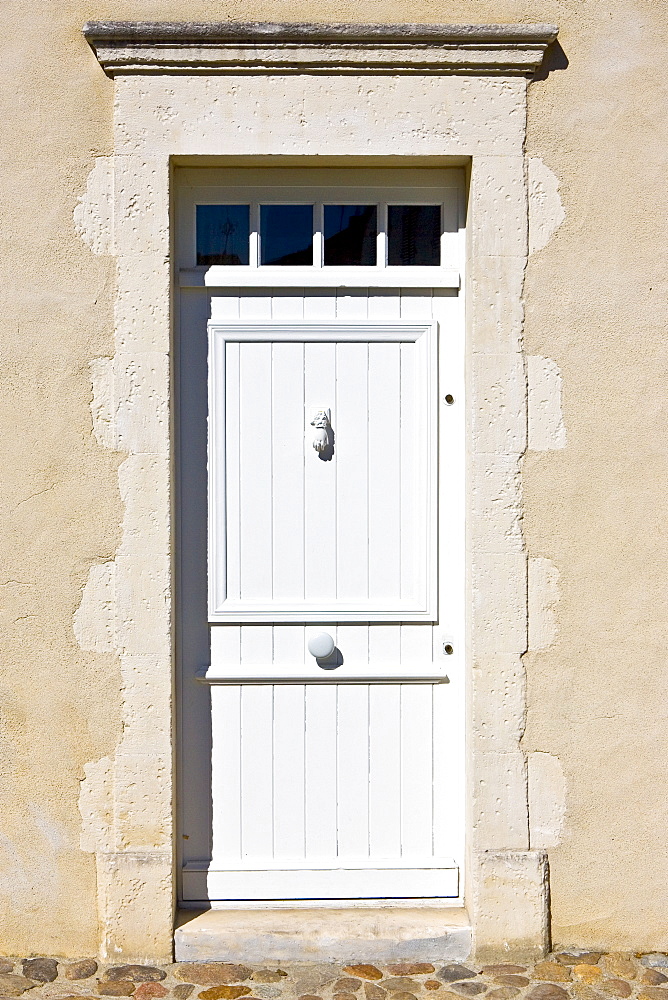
<box><xmin>471</xmin><ymin>456</ymin><xmax>523</xmax><ymax>554</ymax></box>
<box><xmin>116</xmin><ymin>254</ymin><xmax>170</xmax><ymax>353</ymax></box>
<box><xmin>112</xmin><ymin>752</ymin><xmax>172</xmax><ymax>851</ymax></box>
<box><xmin>114</xmin><ymin>554</ymin><xmax>170</xmax><ymax>657</ymax></box>
<box><xmin>114</xmin><ymin>155</ymin><xmax>170</xmax><ymax>256</ymax></box>
<box><xmin>527</xmin><ymin>356</ymin><xmax>566</xmax><ymax>451</ymax></box>
<box><xmin>471</xmin><ymin>354</ymin><xmax>526</xmax><ymax>458</ymax></box>
<box><xmin>470</xmin><ymin>156</ymin><xmax>528</xmax><ymax>259</ymax></box>
<box><xmin>115</xmin><ymin>75</ymin><xmax>526</xmax><ymax>159</ymax></box>
<box><xmin>90</xmin><ymin>356</ymin><xmax>118</xmax><ymax>451</ymax></box>
<box><xmin>118</xmin><ymin>654</ymin><xmax>172</xmax><ymax>756</ymax></box>
<box><xmin>97</xmin><ymin>851</ymin><xmax>173</xmax><ymax>962</ymax></box>
<box><xmin>117</xmin><ymin>455</ymin><xmax>170</xmax><ymax>557</ymax></box>
<box><xmin>471</xmin><ymin>750</ymin><xmax>529</xmax><ymax>850</ymax></box>
<box><xmin>527</xmin><ymin>752</ymin><xmax>566</xmax><ymax>849</ymax></box>
<box><xmin>114</xmin><ymin>352</ymin><xmax>170</xmax><ymax>457</ymax></box>
<box><xmin>74</xmin><ymin>561</ymin><xmax>117</xmax><ymax>653</ymax></box>
<box><xmin>473</xmin><ymin>850</ymin><xmax>549</xmax><ymax>962</ymax></box>
<box><xmin>74</xmin><ymin>156</ymin><xmax>114</xmax><ymax>255</ymax></box>
<box><xmin>469</xmin><ymin>256</ymin><xmax>525</xmax><ymax>355</ymax></box>
<box><xmin>472</xmin><ymin>654</ymin><xmax>526</xmax><ymax>751</ymax></box>
<box><xmin>471</xmin><ymin>552</ymin><xmax>527</xmax><ymax>655</ymax></box>
<box><xmin>528</xmin><ymin>557</ymin><xmax>560</xmax><ymax>651</ymax></box>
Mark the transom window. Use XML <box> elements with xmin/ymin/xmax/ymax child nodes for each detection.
<box><xmin>196</xmin><ymin>201</ymin><xmax>444</xmax><ymax>268</ymax></box>
<box><xmin>178</xmin><ymin>169</ymin><xmax>463</xmax><ymax>288</ymax></box>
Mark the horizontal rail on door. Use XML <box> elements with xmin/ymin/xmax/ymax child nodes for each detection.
<box><xmin>179</xmin><ymin>266</ymin><xmax>460</xmax><ymax>289</ymax></box>
<box><xmin>182</xmin><ymin>865</ymin><xmax>459</xmax><ymax>901</ymax></box>
<box><xmin>196</xmin><ymin>666</ymin><xmax>451</xmax><ymax>683</ymax></box>
<box><xmin>184</xmin><ymin>858</ymin><xmax>458</xmax><ymax>872</ymax></box>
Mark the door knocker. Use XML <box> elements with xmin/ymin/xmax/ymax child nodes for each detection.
<box><xmin>310</xmin><ymin>408</ymin><xmax>333</xmax><ymax>460</ymax></box>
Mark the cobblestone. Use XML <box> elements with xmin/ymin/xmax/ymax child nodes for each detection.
<box><xmin>65</xmin><ymin>963</ymin><xmax>98</xmax><ymax>982</ymax></box>
<box><xmin>0</xmin><ymin>952</ymin><xmax>666</xmax><ymax>1000</ymax></box>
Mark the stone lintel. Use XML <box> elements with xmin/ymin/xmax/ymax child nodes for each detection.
<box><xmin>83</xmin><ymin>21</ymin><xmax>558</xmax><ymax>77</ymax></box>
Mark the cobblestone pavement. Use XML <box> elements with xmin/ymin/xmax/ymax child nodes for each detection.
<box><xmin>1</xmin><ymin>953</ymin><xmax>667</xmax><ymax>1000</ymax></box>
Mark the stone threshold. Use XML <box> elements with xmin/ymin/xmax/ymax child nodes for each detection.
<box><xmin>174</xmin><ymin>906</ymin><xmax>472</xmax><ymax>963</ymax></box>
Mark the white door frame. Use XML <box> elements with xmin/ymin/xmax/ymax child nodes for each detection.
<box><xmin>83</xmin><ymin>20</ymin><xmax>557</xmax><ymax>962</ymax></box>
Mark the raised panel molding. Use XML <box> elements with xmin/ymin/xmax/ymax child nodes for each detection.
<box><xmin>208</xmin><ymin>322</ymin><xmax>437</xmax><ymax>622</ymax></box>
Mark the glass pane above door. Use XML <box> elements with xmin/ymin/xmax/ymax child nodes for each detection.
<box><xmin>324</xmin><ymin>205</ymin><xmax>377</xmax><ymax>265</ymax></box>
<box><xmin>261</xmin><ymin>204</ymin><xmax>314</xmax><ymax>265</ymax></box>
<box><xmin>193</xmin><ymin>199</ymin><xmax>450</xmax><ymax>272</ymax></box>
<box><xmin>388</xmin><ymin>205</ymin><xmax>441</xmax><ymax>266</ymax></box>
<box><xmin>196</xmin><ymin>205</ymin><xmax>250</xmax><ymax>265</ymax></box>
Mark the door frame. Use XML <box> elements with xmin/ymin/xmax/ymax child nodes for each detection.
<box><xmin>83</xmin><ymin>20</ymin><xmax>557</xmax><ymax>962</ymax></box>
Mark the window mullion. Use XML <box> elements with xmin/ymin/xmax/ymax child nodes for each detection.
<box><xmin>314</xmin><ymin>202</ymin><xmax>324</xmax><ymax>268</ymax></box>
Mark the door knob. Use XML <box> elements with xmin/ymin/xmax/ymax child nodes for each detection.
<box><xmin>308</xmin><ymin>632</ymin><xmax>336</xmax><ymax>659</ymax></box>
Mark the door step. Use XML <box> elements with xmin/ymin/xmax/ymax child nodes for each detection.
<box><xmin>174</xmin><ymin>905</ymin><xmax>471</xmax><ymax>963</ymax></box>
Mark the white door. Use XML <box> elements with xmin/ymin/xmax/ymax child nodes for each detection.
<box><xmin>177</xmin><ymin>168</ymin><xmax>466</xmax><ymax>903</ymax></box>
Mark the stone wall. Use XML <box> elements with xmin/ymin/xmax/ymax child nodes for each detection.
<box><xmin>0</xmin><ymin>0</ymin><xmax>667</xmax><ymax>957</ymax></box>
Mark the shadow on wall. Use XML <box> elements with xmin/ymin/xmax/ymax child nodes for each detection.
<box><xmin>533</xmin><ymin>40</ymin><xmax>569</xmax><ymax>82</ymax></box>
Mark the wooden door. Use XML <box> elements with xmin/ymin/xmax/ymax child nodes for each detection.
<box><xmin>177</xmin><ymin>170</ymin><xmax>465</xmax><ymax>903</ymax></box>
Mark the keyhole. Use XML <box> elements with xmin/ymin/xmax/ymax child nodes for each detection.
<box><xmin>444</xmin><ymin>394</ymin><xmax>455</xmax><ymax>405</ymax></box>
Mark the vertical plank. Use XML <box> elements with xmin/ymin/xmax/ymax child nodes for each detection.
<box><xmin>272</xmin><ymin>624</ymin><xmax>306</xmax><ymax>668</ymax></box>
<box><xmin>369</xmin><ymin>685</ymin><xmax>402</xmax><ymax>859</ymax></box>
<box><xmin>240</xmin><ymin>625</ymin><xmax>273</xmax><ymax>664</ymax></box>
<box><xmin>210</xmin><ymin>289</ymin><xmax>240</xmax><ymax>322</ymax></box>
<box><xmin>400</xmin><ymin>622</ymin><xmax>433</xmax><ymax>667</ymax></box>
<box><xmin>336</xmin><ymin>290</ymin><xmax>369</xmax><ymax>321</ymax></box>
<box><xmin>303</xmin><ymin>288</ymin><xmax>336</xmax><ymax>321</ymax></box>
<box><xmin>210</xmin><ymin>684</ymin><xmax>241</xmax><ymax>861</ymax></box>
<box><xmin>335</xmin><ymin>623</ymin><xmax>369</xmax><ymax>667</ymax></box>
<box><xmin>400</xmin><ymin>338</ymin><xmax>419</xmax><ymax>603</ymax></box>
<box><xmin>336</xmin><ymin>684</ymin><xmax>370</xmax><ymax>859</ymax></box>
<box><xmin>400</xmin><ymin>683</ymin><xmax>434</xmax><ymax>858</ymax></box>
<box><xmin>273</xmin><ymin>684</ymin><xmax>306</xmax><ymax>859</ymax></box>
<box><xmin>271</xmin><ymin>290</ymin><xmax>305</xmax><ymax>321</ymax></box>
<box><xmin>239</xmin><ymin>341</ymin><xmax>273</xmax><ymax>600</ymax></box>
<box><xmin>368</xmin><ymin>342</ymin><xmax>401</xmax><ymax>601</ymax></box>
<box><xmin>400</xmin><ymin>288</ymin><xmax>433</xmax><ymax>321</ymax></box>
<box><xmin>304</xmin><ymin>340</ymin><xmax>337</xmax><ymax>601</ymax></box>
<box><xmin>240</xmin><ymin>685</ymin><xmax>274</xmax><ymax>858</ymax></box>
<box><xmin>432</xmin><ymin>681</ymin><xmax>461</xmax><ymax>861</ymax></box>
<box><xmin>335</xmin><ymin>340</ymin><xmax>369</xmax><ymax>601</ymax></box>
<box><xmin>210</xmin><ymin>623</ymin><xmax>241</xmax><ymax>667</ymax></box>
<box><xmin>368</xmin><ymin>624</ymin><xmax>401</xmax><ymax>665</ymax></box>
<box><xmin>367</xmin><ymin>288</ymin><xmax>400</xmax><ymax>321</ymax></box>
<box><xmin>305</xmin><ymin>684</ymin><xmax>338</xmax><ymax>858</ymax></box>
<box><xmin>239</xmin><ymin>292</ymin><xmax>273</xmax><ymax>321</ymax></box>
<box><xmin>224</xmin><ymin>342</ymin><xmax>241</xmax><ymax>601</ymax></box>
<box><xmin>271</xmin><ymin>341</ymin><xmax>305</xmax><ymax>600</ymax></box>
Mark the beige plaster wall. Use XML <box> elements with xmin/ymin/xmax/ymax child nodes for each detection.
<box><xmin>0</xmin><ymin>0</ymin><xmax>666</xmax><ymax>957</ymax></box>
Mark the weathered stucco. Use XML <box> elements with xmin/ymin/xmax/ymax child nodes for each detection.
<box><xmin>0</xmin><ymin>0</ymin><xmax>667</xmax><ymax>959</ymax></box>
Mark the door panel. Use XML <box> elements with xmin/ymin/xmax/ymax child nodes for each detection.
<box><xmin>181</xmin><ymin>680</ymin><xmax>459</xmax><ymax>901</ymax></box>
<box><xmin>209</xmin><ymin>320</ymin><xmax>437</xmax><ymax>622</ymax></box>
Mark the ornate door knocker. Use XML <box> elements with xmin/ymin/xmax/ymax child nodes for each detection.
<box><xmin>310</xmin><ymin>408</ymin><xmax>332</xmax><ymax>455</ymax></box>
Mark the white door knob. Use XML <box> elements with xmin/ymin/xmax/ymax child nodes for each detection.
<box><xmin>308</xmin><ymin>632</ymin><xmax>336</xmax><ymax>659</ymax></box>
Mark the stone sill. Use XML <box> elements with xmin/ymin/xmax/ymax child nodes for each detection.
<box><xmin>175</xmin><ymin>905</ymin><xmax>472</xmax><ymax>963</ymax></box>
